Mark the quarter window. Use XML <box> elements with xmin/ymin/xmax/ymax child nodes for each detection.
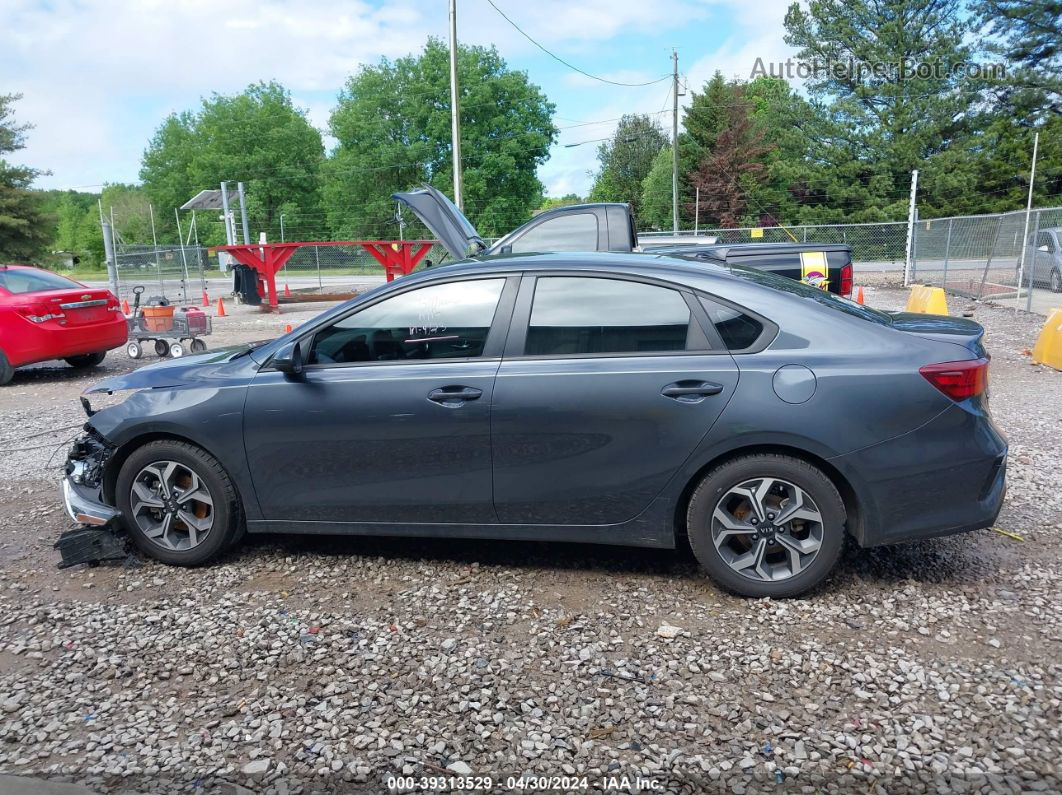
<box><xmin>310</xmin><ymin>279</ymin><xmax>505</xmax><ymax>364</ymax></box>
<box><xmin>509</xmin><ymin>213</ymin><xmax>598</xmax><ymax>253</ymax></box>
<box><xmin>700</xmin><ymin>297</ymin><xmax>765</xmax><ymax>351</ymax></box>
<box><xmin>526</xmin><ymin>277</ymin><xmax>691</xmax><ymax>356</ymax></box>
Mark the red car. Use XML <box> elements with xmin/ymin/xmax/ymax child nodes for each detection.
<box><xmin>0</xmin><ymin>264</ymin><xmax>128</xmax><ymax>385</ymax></box>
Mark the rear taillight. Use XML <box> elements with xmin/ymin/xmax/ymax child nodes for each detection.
<box><xmin>919</xmin><ymin>358</ymin><xmax>989</xmax><ymax>401</ymax></box>
<box><xmin>14</xmin><ymin>304</ymin><xmax>64</xmax><ymax>324</ymax></box>
<box><xmin>839</xmin><ymin>262</ymin><xmax>853</xmax><ymax>298</ymax></box>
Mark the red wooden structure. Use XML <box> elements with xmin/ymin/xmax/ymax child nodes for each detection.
<box><xmin>215</xmin><ymin>240</ymin><xmax>434</xmax><ymax>311</ymax></box>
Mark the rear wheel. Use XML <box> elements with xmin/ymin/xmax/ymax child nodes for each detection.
<box><xmin>154</xmin><ymin>339</ymin><xmax>170</xmax><ymax>357</ymax></box>
<box><xmin>116</xmin><ymin>440</ymin><xmax>243</xmax><ymax>566</ymax></box>
<box><xmin>0</xmin><ymin>348</ymin><xmax>13</xmax><ymax>386</ymax></box>
<box><xmin>1051</xmin><ymin>268</ymin><xmax>1061</xmax><ymax>293</ymax></box>
<box><xmin>126</xmin><ymin>341</ymin><xmax>143</xmax><ymax>360</ymax></box>
<box><xmin>189</xmin><ymin>338</ymin><xmax>207</xmax><ymax>353</ymax></box>
<box><xmin>169</xmin><ymin>342</ymin><xmax>185</xmax><ymax>358</ymax></box>
<box><xmin>687</xmin><ymin>454</ymin><xmax>846</xmax><ymax>598</ymax></box>
<box><xmin>65</xmin><ymin>352</ymin><xmax>106</xmax><ymax>368</ymax></box>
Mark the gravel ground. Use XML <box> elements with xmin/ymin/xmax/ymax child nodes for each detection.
<box><xmin>0</xmin><ymin>289</ymin><xmax>1059</xmax><ymax>794</ymax></box>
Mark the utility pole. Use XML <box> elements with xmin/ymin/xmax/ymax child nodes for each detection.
<box><xmin>903</xmin><ymin>169</ymin><xmax>919</xmax><ymax>287</ymax></box>
<box><xmin>671</xmin><ymin>49</ymin><xmax>680</xmax><ymax>234</ymax></box>
<box><xmin>1015</xmin><ymin>131</ymin><xmax>1039</xmax><ymax>311</ymax></box>
<box><xmin>449</xmin><ymin>0</ymin><xmax>464</xmax><ymax>210</ymax></box>
<box><xmin>694</xmin><ymin>186</ymin><xmax>700</xmax><ymax>235</ymax></box>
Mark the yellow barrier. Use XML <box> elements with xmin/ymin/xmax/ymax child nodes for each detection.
<box><xmin>905</xmin><ymin>284</ymin><xmax>949</xmax><ymax>315</ymax></box>
<box><xmin>1032</xmin><ymin>308</ymin><xmax>1062</xmax><ymax>371</ymax></box>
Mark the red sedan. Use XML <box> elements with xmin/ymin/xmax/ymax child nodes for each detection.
<box><xmin>0</xmin><ymin>264</ymin><xmax>128</xmax><ymax>385</ymax></box>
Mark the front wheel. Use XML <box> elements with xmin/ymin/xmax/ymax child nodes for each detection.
<box><xmin>686</xmin><ymin>454</ymin><xmax>846</xmax><ymax>598</ymax></box>
<box><xmin>65</xmin><ymin>352</ymin><xmax>106</xmax><ymax>368</ymax></box>
<box><xmin>115</xmin><ymin>440</ymin><xmax>243</xmax><ymax>566</ymax></box>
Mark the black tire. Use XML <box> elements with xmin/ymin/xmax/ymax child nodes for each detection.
<box><xmin>190</xmin><ymin>338</ymin><xmax>207</xmax><ymax>353</ymax></box>
<box><xmin>686</xmin><ymin>453</ymin><xmax>846</xmax><ymax>598</ymax></box>
<box><xmin>115</xmin><ymin>440</ymin><xmax>243</xmax><ymax>566</ymax></box>
<box><xmin>154</xmin><ymin>339</ymin><xmax>170</xmax><ymax>357</ymax></box>
<box><xmin>0</xmin><ymin>348</ymin><xmax>13</xmax><ymax>386</ymax></box>
<box><xmin>1051</xmin><ymin>268</ymin><xmax>1062</xmax><ymax>293</ymax></box>
<box><xmin>65</xmin><ymin>352</ymin><xmax>106</xmax><ymax>368</ymax></box>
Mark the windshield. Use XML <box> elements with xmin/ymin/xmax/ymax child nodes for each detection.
<box><xmin>729</xmin><ymin>263</ymin><xmax>894</xmax><ymax>325</ymax></box>
<box><xmin>0</xmin><ymin>268</ymin><xmax>83</xmax><ymax>294</ymax></box>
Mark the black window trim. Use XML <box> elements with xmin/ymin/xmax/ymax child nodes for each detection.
<box><xmin>503</xmin><ymin>270</ymin><xmax>724</xmax><ymax>361</ymax></box>
<box><xmin>692</xmin><ymin>289</ymin><xmax>778</xmax><ymax>354</ymax></box>
<box><xmin>265</xmin><ymin>273</ymin><xmax>520</xmax><ymax>372</ymax></box>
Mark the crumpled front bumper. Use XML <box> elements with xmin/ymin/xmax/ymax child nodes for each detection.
<box><xmin>56</xmin><ymin>433</ymin><xmax>127</xmax><ymax>568</ymax></box>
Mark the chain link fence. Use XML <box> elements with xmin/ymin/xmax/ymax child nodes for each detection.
<box><xmin>103</xmin><ymin>207</ymin><xmax>1061</xmax><ymax>314</ymax></box>
<box><xmin>910</xmin><ymin>207</ymin><xmax>1062</xmax><ymax>313</ymax></box>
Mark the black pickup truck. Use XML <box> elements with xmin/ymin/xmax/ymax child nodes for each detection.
<box><xmin>394</xmin><ymin>186</ymin><xmax>854</xmax><ymax>298</ymax></box>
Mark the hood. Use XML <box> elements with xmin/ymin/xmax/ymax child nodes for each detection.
<box><xmin>392</xmin><ymin>185</ymin><xmax>485</xmax><ymax>260</ymax></box>
<box><xmin>85</xmin><ymin>342</ymin><xmax>263</xmax><ymax>394</ymax></box>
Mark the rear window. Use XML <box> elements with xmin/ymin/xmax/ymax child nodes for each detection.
<box><xmin>0</xmin><ymin>268</ymin><xmax>82</xmax><ymax>294</ymax></box>
<box><xmin>729</xmin><ymin>264</ymin><xmax>893</xmax><ymax>325</ymax></box>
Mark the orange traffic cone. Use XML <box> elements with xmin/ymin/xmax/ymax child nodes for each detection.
<box><xmin>201</xmin><ymin>289</ymin><xmax>209</xmax><ymax>307</ymax></box>
<box><xmin>855</xmin><ymin>286</ymin><xmax>865</xmax><ymax>305</ymax></box>
<box><xmin>121</xmin><ymin>299</ymin><xmax>130</xmax><ymax>314</ymax></box>
<box><xmin>283</xmin><ymin>283</ymin><xmax>291</xmax><ymax>297</ymax></box>
<box><xmin>216</xmin><ymin>297</ymin><xmax>226</xmax><ymax>317</ymax></box>
<box><xmin>284</xmin><ymin>324</ymin><xmax>293</xmax><ymax>333</ymax></box>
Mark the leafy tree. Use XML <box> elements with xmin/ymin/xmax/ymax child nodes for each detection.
<box><xmin>326</xmin><ymin>38</ymin><xmax>556</xmax><ymax>240</ymax></box>
<box><xmin>588</xmin><ymin>114</ymin><xmax>669</xmax><ymax>217</ymax></box>
<box><xmin>141</xmin><ymin>82</ymin><xmax>324</xmax><ymax>241</ymax></box>
<box><xmin>0</xmin><ymin>94</ymin><xmax>50</xmax><ymax>261</ymax></box>
<box><xmin>639</xmin><ymin>147</ymin><xmax>674</xmax><ymax>230</ymax></box>
<box><xmin>538</xmin><ymin>194</ymin><xmax>583</xmax><ymax>212</ymax></box>
<box><xmin>784</xmin><ymin>0</ymin><xmax>979</xmax><ymax>216</ymax></box>
<box><xmin>687</xmin><ymin>90</ymin><xmax>772</xmax><ymax>227</ymax></box>
<box><xmin>973</xmin><ymin>0</ymin><xmax>1061</xmax><ymax>117</ymax></box>
<box><xmin>678</xmin><ymin>72</ymin><xmax>736</xmax><ymax>207</ymax></box>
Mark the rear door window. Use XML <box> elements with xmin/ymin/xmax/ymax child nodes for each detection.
<box><xmin>699</xmin><ymin>297</ymin><xmax>766</xmax><ymax>351</ymax></box>
<box><xmin>525</xmin><ymin>277</ymin><xmax>692</xmax><ymax>355</ymax></box>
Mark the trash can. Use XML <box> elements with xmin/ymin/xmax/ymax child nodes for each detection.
<box><xmin>233</xmin><ymin>264</ymin><xmax>262</xmax><ymax>305</ymax></box>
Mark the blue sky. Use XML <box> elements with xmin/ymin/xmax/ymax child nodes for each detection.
<box><xmin>1</xmin><ymin>0</ymin><xmax>798</xmax><ymax>198</ymax></box>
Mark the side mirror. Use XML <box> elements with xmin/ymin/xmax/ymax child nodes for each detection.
<box><xmin>271</xmin><ymin>340</ymin><xmax>305</xmax><ymax>377</ymax></box>
<box><xmin>500</xmin><ymin>244</ymin><xmax>512</xmax><ymax>255</ymax></box>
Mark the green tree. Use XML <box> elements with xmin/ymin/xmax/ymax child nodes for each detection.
<box><xmin>973</xmin><ymin>0</ymin><xmax>1061</xmax><ymax>117</ymax></box>
<box><xmin>326</xmin><ymin>38</ymin><xmax>556</xmax><ymax>241</ymax></box>
<box><xmin>538</xmin><ymin>194</ymin><xmax>583</xmax><ymax>212</ymax></box>
<box><xmin>588</xmin><ymin>114</ymin><xmax>669</xmax><ymax>217</ymax></box>
<box><xmin>0</xmin><ymin>94</ymin><xmax>50</xmax><ymax>261</ymax></box>
<box><xmin>784</xmin><ymin>0</ymin><xmax>979</xmax><ymax>216</ymax></box>
<box><xmin>679</xmin><ymin>72</ymin><xmax>736</xmax><ymax>201</ymax></box>
<box><xmin>639</xmin><ymin>147</ymin><xmax>673</xmax><ymax>230</ymax></box>
<box><xmin>141</xmin><ymin>82</ymin><xmax>324</xmax><ymax>242</ymax></box>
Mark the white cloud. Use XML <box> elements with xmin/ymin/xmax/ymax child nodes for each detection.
<box><xmin>0</xmin><ymin>0</ymin><xmax>797</xmax><ymax>196</ymax></box>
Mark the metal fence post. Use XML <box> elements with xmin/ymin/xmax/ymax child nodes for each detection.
<box><xmin>315</xmin><ymin>246</ymin><xmax>322</xmax><ymax>290</ymax></box>
<box><xmin>1026</xmin><ymin>210</ymin><xmax>1041</xmax><ymax>312</ymax></box>
<box><xmin>101</xmin><ymin>221</ymin><xmax>120</xmax><ymax>299</ymax></box>
<box><xmin>942</xmin><ymin>219</ymin><xmax>953</xmax><ymax>290</ymax></box>
<box><xmin>977</xmin><ymin>216</ymin><xmax>1005</xmax><ymax>299</ymax></box>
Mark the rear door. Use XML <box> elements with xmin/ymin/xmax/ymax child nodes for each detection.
<box><xmin>490</xmin><ymin>273</ymin><xmax>740</xmax><ymax>525</ymax></box>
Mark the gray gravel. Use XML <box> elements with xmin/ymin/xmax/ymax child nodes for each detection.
<box><xmin>0</xmin><ymin>290</ymin><xmax>1059</xmax><ymax>793</ymax></box>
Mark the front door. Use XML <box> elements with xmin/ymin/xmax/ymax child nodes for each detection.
<box><xmin>243</xmin><ymin>276</ymin><xmax>515</xmax><ymax>525</ymax></box>
<box><xmin>491</xmin><ymin>274</ymin><xmax>739</xmax><ymax>525</ymax></box>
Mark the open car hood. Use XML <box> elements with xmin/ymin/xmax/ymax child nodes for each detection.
<box><xmin>392</xmin><ymin>185</ymin><xmax>486</xmax><ymax>260</ymax></box>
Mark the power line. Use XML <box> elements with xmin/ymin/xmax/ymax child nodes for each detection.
<box><xmin>484</xmin><ymin>0</ymin><xmax>671</xmax><ymax>88</ymax></box>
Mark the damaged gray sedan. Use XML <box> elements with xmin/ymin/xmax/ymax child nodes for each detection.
<box><xmin>59</xmin><ymin>253</ymin><xmax>1007</xmax><ymax>598</ymax></box>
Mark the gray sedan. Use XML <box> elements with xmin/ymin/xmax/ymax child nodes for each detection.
<box><xmin>59</xmin><ymin>252</ymin><xmax>1006</xmax><ymax>598</ymax></box>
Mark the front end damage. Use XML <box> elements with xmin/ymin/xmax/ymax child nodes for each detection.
<box><xmin>57</xmin><ymin>427</ymin><xmax>127</xmax><ymax>568</ymax></box>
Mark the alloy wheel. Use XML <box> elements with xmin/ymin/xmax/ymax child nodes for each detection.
<box><xmin>710</xmin><ymin>477</ymin><xmax>824</xmax><ymax>582</ymax></box>
<box><xmin>130</xmin><ymin>460</ymin><xmax>214</xmax><ymax>551</ymax></box>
